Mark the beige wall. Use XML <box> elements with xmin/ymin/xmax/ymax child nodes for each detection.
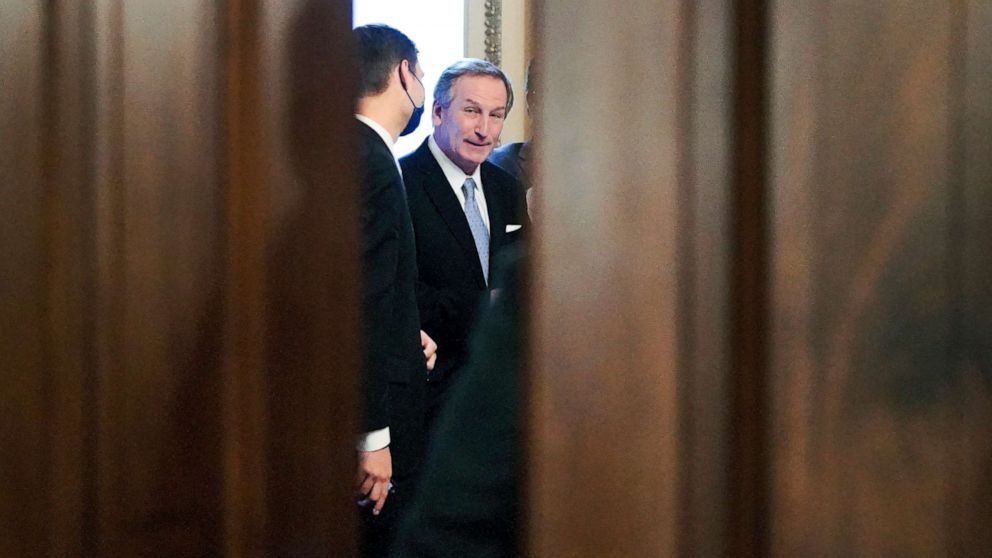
<box><xmin>466</xmin><ymin>0</ymin><xmax>530</xmax><ymax>144</ymax></box>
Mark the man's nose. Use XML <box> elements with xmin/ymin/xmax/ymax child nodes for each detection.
<box><xmin>475</xmin><ymin>118</ymin><xmax>490</xmax><ymax>137</ymax></box>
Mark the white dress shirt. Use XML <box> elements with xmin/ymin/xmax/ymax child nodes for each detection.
<box><xmin>427</xmin><ymin>135</ymin><xmax>490</xmax><ymax>232</ymax></box>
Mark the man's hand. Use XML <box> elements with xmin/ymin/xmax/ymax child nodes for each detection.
<box><xmin>357</xmin><ymin>447</ymin><xmax>392</xmax><ymax>515</ymax></box>
<box><xmin>421</xmin><ymin>330</ymin><xmax>437</xmax><ymax>371</ymax></box>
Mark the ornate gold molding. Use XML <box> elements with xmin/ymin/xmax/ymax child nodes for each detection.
<box><xmin>484</xmin><ymin>0</ymin><xmax>502</xmax><ymax>66</ymax></box>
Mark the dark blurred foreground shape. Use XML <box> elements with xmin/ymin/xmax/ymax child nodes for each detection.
<box><xmin>393</xmin><ymin>246</ymin><xmax>527</xmax><ymax>558</ymax></box>
<box><xmin>2</xmin><ymin>1</ymin><xmax>989</xmax><ymax>556</ymax></box>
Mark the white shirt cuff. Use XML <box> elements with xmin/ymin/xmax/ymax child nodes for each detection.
<box><xmin>357</xmin><ymin>427</ymin><xmax>390</xmax><ymax>452</ymax></box>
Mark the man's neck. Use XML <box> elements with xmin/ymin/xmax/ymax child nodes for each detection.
<box><xmin>356</xmin><ymin>96</ymin><xmax>404</xmax><ymax>143</ymax></box>
<box><xmin>428</xmin><ymin>135</ymin><xmax>482</xmax><ymax>188</ymax></box>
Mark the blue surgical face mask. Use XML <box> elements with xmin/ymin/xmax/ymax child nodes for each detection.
<box><xmin>400</xmin><ymin>63</ymin><xmax>425</xmax><ymax>136</ymax></box>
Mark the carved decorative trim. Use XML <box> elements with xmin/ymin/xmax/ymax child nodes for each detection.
<box><xmin>484</xmin><ymin>0</ymin><xmax>502</xmax><ymax>66</ymax></box>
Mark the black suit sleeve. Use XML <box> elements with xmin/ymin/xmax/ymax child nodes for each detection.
<box><xmin>359</xmin><ymin>143</ymin><xmax>404</xmax><ymax>432</ymax></box>
<box><xmin>415</xmin><ymin>280</ymin><xmax>482</xmax><ymax>357</ymax></box>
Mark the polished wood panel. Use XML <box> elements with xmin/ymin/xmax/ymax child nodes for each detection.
<box><xmin>260</xmin><ymin>1</ymin><xmax>361</xmax><ymax>555</ymax></box>
<box><xmin>2</xmin><ymin>0</ymin><xmax>359</xmax><ymax>555</ymax></box>
<box><xmin>45</xmin><ymin>5</ymin><xmax>95</xmax><ymax>555</ymax></box>
<box><xmin>529</xmin><ymin>1</ymin><xmax>687</xmax><ymax>555</ymax></box>
<box><xmin>727</xmin><ymin>1</ymin><xmax>771</xmax><ymax>556</ymax></box>
<box><xmin>533</xmin><ymin>0</ymin><xmax>990</xmax><ymax>556</ymax></box>
<box><xmin>952</xmin><ymin>3</ymin><xmax>992</xmax><ymax>551</ymax></box>
<box><xmin>6</xmin><ymin>0</ymin><xmax>990</xmax><ymax>555</ymax></box>
<box><xmin>678</xmin><ymin>1</ymin><xmax>735</xmax><ymax>556</ymax></box>
<box><xmin>1</xmin><ymin>2</ymin><xmax>60</xmax><ymax>555</ymax></box>
<box><xmin>1</xmin><ymin>2</ymin><xmax>94</xmax><ymax>555</ymax></box>
<box><xmin>530</xmin><ymin>1</ymin><xmax>760</xmax><ymax>555</ymax></box>
<box><xmin>768</xmin><ymin>1</ymin><xmax>992</xmax><ymax>555</ymax></box>
<box><xmin>94</xmin><ymin>2</ymin><xmax>226</xmax><ymax>554</ymax></box>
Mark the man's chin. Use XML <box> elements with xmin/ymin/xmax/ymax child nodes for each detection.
<box><xmin>458</xmin><ymin>153</ymin><xmax>489</xmax><ymax>168</ymax></box>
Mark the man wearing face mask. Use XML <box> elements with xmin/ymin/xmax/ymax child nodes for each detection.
<box><xmin>400</xmin><ymin>59</ymin><xmax>528</xmax><ymax>433</ymax></box>
<box><xmin>352</xmin><ymin>24</ymin><xmax>437</xmax><ymax>558</ymax></box>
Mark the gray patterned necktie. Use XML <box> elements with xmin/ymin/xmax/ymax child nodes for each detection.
<box><xmin>462</xmin><ymin>177</ymin><xmax>490</xmax><ymax>284</ymax></box>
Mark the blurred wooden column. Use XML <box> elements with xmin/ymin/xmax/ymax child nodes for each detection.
<box><xmin>767</xmin><ymin>1</ymin><xmax>992</xmax><ymax>556</ymax></box>
<box><xmin>529</xmin><ymin>0</ymin><xmax>734</xmax><ymax>555</ymax></box>
<box><xmin>1</xmin><ymin>2</ymin><xmax>92</xmax><ymax>555</ymax></box>
<box><xmin>530</xmin><ymin>0</ymin><xmax>991</xmax><ymax>556</ymax></box>
<box><xmin>1</xmin><ymin>1</ymin><xmax>360</xmax><ymax>555</ymax></box>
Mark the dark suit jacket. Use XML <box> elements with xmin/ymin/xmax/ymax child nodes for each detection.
<box><xmin>487</xmin><ymin>141</ymin><xmax>531</xmax><ymax>191</ymax></box>
<box><xmin>357</xmin><ymin>121</ymin><xmax>426</xmax><ymax>480</ymax></box>
<box><xmin>392</xmin><ymin>246</ymin><xmax>526</xmax><ymax>558</ymax></box>
<box><xmin>400</xmin><ymin>138</ymin><xmax>527</xmax><ymax>384</ymax></box>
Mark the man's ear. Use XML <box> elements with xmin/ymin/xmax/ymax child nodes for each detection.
<box><xmin>396</xmin><ymin>60</ymin><xmax>408</xmax><ymax>88</ymax></box>
<box><xmin>432</xmin><ymin>101</ymin><xmax>444</xmax><ymax>125</ymax></box>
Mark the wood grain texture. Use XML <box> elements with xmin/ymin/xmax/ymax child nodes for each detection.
<box><xmin>530</xmin><ymin>1</ymin><xmax>744</xmax><ymax>555</ymax></box>
<box><xmin>529</xmin><ymin>1</ymin><xmax>685</xmax><ymax>555</ymax></box>
<box><xmin>1</xmin><ymin>2</ymin><xmax>96</xmax><ymax>555</ymax></box>
<box><xmin>677</xmin><ymin>1</ymin><xmax>735</xmax><ymax>556</ymax></box>
<box><xmin>768</xmin><ymin>1</ymin><xmax>992</xmax><ymax>555</ymax></box>
<box><xmin>2</xmin><ymin>0</ymin><xmax>359</xmax><ymax>555</ymax></box>
<box><xmin>1</xmin><ymin>2</ymin><xmax>55</xmax><ymax>555</ymax></box>
<box><xmin>94</xmin><ymin>2</ymin><xmax>226</xmax><ymax>554</ymax></box>
<box><xmin>261</xmin><ymin>1</ymin><xmax>360</xmax><ymax>555</ymax></box>
<box><xmin>727</xmin><ymin>1</ymin><xmax>771</xmax><ymax>556</ymax></box>
<box><xmin>532</xmin><ymin>1</ymin><xmax>989</xmax><ymax>556</ymax></box>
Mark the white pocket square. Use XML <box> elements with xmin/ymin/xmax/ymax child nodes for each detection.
<box><xmin>505</xmin><ymin>224</ymin><xmax>523</xmax><ymax>233</ymax></box>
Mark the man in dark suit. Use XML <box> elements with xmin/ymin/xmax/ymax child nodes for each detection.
<box><xmin>352</xmin><ymin>24</ymin><xmax>438</xmax><ymax>557</ymax></box>
<box><xmin>400</xmin><ymin>59</ymin><xmax>528</xmax><ymax>429</ymax></box>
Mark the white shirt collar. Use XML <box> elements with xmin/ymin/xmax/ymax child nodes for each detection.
<box><xmin>356</xmin><ymin>114</ymin><xmax>401</xmax><ymax>171</ymax></box>
<box><xmin>427</xmin><ymin>135</ymin><xmax>490</xmax><ymax>231</ymax></box>
<box><xmin>428</xmin><ymin>135</ymin><xmax>483</xmax><ymax>188</ymax></box>
<box><xmin>358</xmin><ymin>112</ymin><xmax>397</xmax><ymax>144</ymax></box>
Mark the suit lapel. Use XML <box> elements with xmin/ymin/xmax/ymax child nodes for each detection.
<box><xmin>411</xmin><ymin>143</ymin><xmax>487</xmax><ymax>287</ymax></box>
